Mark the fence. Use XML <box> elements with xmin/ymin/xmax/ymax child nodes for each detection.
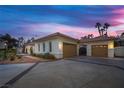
<box><xmin>114</xmin><ymin>46</ymin><xmax>124</xmax><ymax>57</ymax></box>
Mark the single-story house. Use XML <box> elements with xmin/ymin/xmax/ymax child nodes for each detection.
<box><xmin>79</xmin><ymin>37</ymin><xmax>116</xmax><ymax>58</ymax></box>
<box><xmin>25</xmin><ymin>32</ymin><xmax>124</xmax><ymax>58</ymax></box>
<box><xmin>25</xmin><ymin>32</ymin><xmax>79</xmax><ymax>59</ymax></box>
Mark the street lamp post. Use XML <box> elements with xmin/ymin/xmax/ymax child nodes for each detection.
<box><xmin>4</xmin><ymin>42</ymin><xmax>7</xmax><ymax>59</ymax></box>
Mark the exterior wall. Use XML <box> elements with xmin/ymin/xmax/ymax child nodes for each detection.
<box><xmin>17</xmin><ymin>47</ymin><xmax>23</xmax><ymax>54</ymax></box>
<box><xmin>34</xmin><ymin>38</ymin><xmax>78</xmax><ymax>59</ymax></box>
<box><xmin>108</xmin><ymin>41</ymin><xmax>114</xmax><ymax>58</ymax></box>
<box><xmin>0</xmin><ymin>42</ymin><xmax>5</xmax><ymax>49</ymax></box>
<box><xmin>25</xmin><ymin>45</ymin><xmax>34</xmax><ymax>55</ymax></box>
<box><xmin>59</xmin><ymin>38</ymin><xmax>79</xmax><ymax>57</ymax></box>
<box><xmin>34</xmin><ymin>39</ymin><xmax>63</xmax><ymax>59</ymax></box>
<box><xmin>87</xmin><ymin>44</ymin><xmax>91</xmax><ymax>56</ymax></box>
<box><xmin>77</xmin><ymin>44</ymin><xmax>80</xmax><ymax>56</ymax></box>
<box><xmin>82</xmin><ymin>41</ymin><xmax>114</xmax><ymax>58</ymax></box>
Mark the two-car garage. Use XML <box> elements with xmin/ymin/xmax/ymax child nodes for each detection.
<box><xmin>92</xmin><ymin>45</ymin><xmax>108</xmax><ymax>57</ymax></box>
<box><xmin>80</xmin><ymin>40</ymin><xmax>115</xmax><ymax>58</ymax></box>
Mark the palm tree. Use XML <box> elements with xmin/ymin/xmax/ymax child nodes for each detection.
<box><xmin>100</xmin><ymin>28</ymin><xmax>105</xmax><ymax>36</ymax></box>
<box><xmin>103</xmin><ymin>23</ymin><xmax>110</xmax><ymax>36</ymax></box>
<box><xmin>95</xmin><ymin>22</ymin><xmax>102</xmax><ymax>36</ymax></box>
<box><xmin>121</xmin><ymin>32</ymin><xmax>124</xmax><ymax>37</ymax></box>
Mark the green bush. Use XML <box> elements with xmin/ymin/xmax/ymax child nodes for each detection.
<box><xmin>0</xmin><ymin>48</ymin><xmax>16</xmax><ymax>61</ymax></box>
<box><xmin>42</xmin><ymin>53</ymin><xmax>56</xmax><ymax>59</ymax></box>
<box><xmin>32</xmin><ymin>53</ymin><xmax>36</xmax><ymax>56</ymax></box>
<box><xmin>32</xmin><ymin>53</ymin><xmax>56</xmax><ymax>59</ymax></box>
<box><xmin>33</xmin><ymin>54</ymin><xmax>43</xmax><ymax>58</ymax></box>
<box><xmin>0</xmin><ymin>50</ymin><xmax>5</xmax><ymax>60</ymax></box>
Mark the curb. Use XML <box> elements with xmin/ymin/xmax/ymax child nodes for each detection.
<box><xmin>67</xmin><ymin>59</ymin><xmax>124</xmax><ymax>71</ymax></box>
<box><xmin>0</xmin><ymin>62</ymin><xmax>39</xmax><ymax>88</ymax></box>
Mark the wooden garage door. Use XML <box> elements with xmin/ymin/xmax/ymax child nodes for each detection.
<box><xmin>92</xmin><ymin>45</ymin><xmax>108</xmax><ymax>57</ymax></box>
<box><xmin>63</xmin><ymin>43</ymin><xmax>77</xmax><ymax>58</ymax></box>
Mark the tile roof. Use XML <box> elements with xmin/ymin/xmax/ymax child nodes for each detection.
<box><xmin>80</xmin><ymin>36</ymin><xmax>117</xmax><ymax>43</ymax></box>
<box><xmin>34</xmin><ymin>32</ymin><xmax>79</xmax><ymax>42</ymax></box>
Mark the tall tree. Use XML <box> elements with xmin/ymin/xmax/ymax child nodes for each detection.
<box><xmin>18</xmin><ymin>37</ymin><xmax>24</xmax><ymax>47</ymax></box>
<box><xmin>100</xmin><ymin>28</ymin><xmax>105</xmax><ymax>36</ymax></box>
<box><xmin>95</xmin><ymin>22</ymin><xmax>102</xmax><ymax>36</ymax></box>
<box><xmin>121</xmin><ymin>32</ymin><xmax>124</xmax><ymax>37</ymax></box>
<box><xmin>103</xmin><ymin>23</ymin><xmax>110</xmax><ymax>36</ymax></box>
<box><xmin>0</xmin><ymin>34</ymin><xmax>18</xmax><ymax>48</ymax></box>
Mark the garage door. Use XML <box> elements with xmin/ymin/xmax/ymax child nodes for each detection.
<box><xmin>63</xmin><ymin>43</ymin><xmax>77</xmax><ymax>58</ymax></box>
<box><xmin>92</xmin><ymin>45</ymin><xmax>108</xmax><ymax>57</ymax></box>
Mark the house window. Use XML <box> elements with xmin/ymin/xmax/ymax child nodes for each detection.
<box><xmin>49</xmin><ymin>41</ymin><xmax>52</xmax><ymax>52</ymax></box>
<box><xmin>43</xmin><ymin>42</ymin><xmax>45</xmax><ymax>52</ymax></box>
<box><xmin>38</xmin><ymin>43</ymin><xmax>40</xmax><ymax>51</ymax></box>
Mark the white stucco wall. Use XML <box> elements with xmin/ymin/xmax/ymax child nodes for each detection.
<box><xmin>108</xmin><ymin>41</ymin><xmax>114</xmax><ymax>57</ymax></box>
<box><xmin>25</xmin><ymin>45</ymin><xmax>34</xmax><ymax>55</ymax></box>
<box><xmin>34</xmin><ymin>38</ymin><xmax>78</xmax><ymax>59</ymax></box>
<box><xmin>34</xmin><ymin>39</ymin><xmax>63</xmax><ymax>59</ymax></box>
<box><xmin>86</xmin><ymin>44</ymin><xmax>91</xmax><ymax>56</ymax></box>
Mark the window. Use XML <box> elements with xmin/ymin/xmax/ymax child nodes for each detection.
<box><xmin>49</xmin><ymin>41</ymin><xmax>52</xmax><ymax>52</ymax></box>
<box><xmin>38</xmin><ymin>43</ymin><xmax>40</xmax><ymax>51</ymax></box>
<box><xmin>43</xmin><ymin>42</ymin><xmax>45</xmax><ymax>52</ymax></box>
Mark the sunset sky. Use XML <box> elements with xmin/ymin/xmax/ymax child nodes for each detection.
<box><xmin>0</xmin><ymin>5</ymin><xmax>124</xmax><ymax>39</ymax></box>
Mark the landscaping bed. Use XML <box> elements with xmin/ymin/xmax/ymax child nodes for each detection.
<box><xmin>0</xmin><ymin>55</ymin><xmax>48</xmax><ymax>65</ymax></box>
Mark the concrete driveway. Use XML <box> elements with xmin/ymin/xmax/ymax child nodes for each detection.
<box><xmin>0</xmin><ymin>63</ymin><xmax>34</xmax><ymax>87</ymax></box>
<box><xmin>9</xmin><ymin>57</ymin><xmax>124</xmax><ymax>88</ymax></box>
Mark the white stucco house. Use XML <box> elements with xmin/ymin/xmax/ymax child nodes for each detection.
<box><xmin>25</xmin><ymin>32</ymin><xmax>79</xmax><ymax>59</ymax></box>
<box><xmin>25</xmin><ymin>32</ymin><xmax>121</xmax><ymax>59</ymax></box>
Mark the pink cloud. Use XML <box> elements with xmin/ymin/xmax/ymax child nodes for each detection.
<box><xmin>111</xmin><ymin>8</ymin><xmax>124</xmax><ymax>26</ymax></box>
<box><xmin>24</xmin><ymin>23</ymin><xmax>117</xmax><ymax>39</ymax></box>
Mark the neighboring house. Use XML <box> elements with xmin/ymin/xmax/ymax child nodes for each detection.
<box><xmin>25</xmin><ymin>42</ymin><xmax>35</xmax><ymax>55</ymax></box>
<box><xmin>29</xmin><ymin>32</ymin><xmax>79</xmax><ymax>59</ymax></box>
<box><xmin>80</xmin><ymin>37</ymin><xmax>116</xmax><ymax>58</ymax></box>
<box><xmin>0</xmin><ymin>40</ymin><xmax>6</xmax><ymax>49</ymax></box>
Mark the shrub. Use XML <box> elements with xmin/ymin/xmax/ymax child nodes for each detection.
<box><xmin>42</xmin><ymin>53</ymin><xmax>56</xmax><ymax>59</ymax></box>
<box><xmin>16</xmin><ymin>55</ymin><xmax>22</xmax><ymax>59</ymax></box>
<box><xmin>33</xmin><ymin>54</ymin><xmax>43</xmax><ymax>58</ymax></box>
<box><xmin>32</xmin><ymin>53</ymin><xmax>56</xmax><ymax>59</ymax></box>
<box><xmin>36</xmin><ymin>54</ymin><xmax>43</xmax><ymax>58</ymax></box>
<box><xmin>10</xmin><ymin>55</ymin><xmax>15</xmax><ymax>61</ymax></box>
<box><xmin>32</xmin><ymin>53</ymin><xmax>36</xmax><ymax>56</ymax></box>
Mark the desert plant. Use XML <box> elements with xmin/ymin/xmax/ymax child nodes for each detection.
<box><xmin>42</xmin><ymin>53</ymin><xmax>56</xmax><ymax>59</ymax></box>
<box><xmin>16</xmin><ymin>55</ymin><xmax>22</xmax><ymax>59</ymax></box>
<box><xmin>10</xmin><ymin>55</ymin><xmax>15</xmax><ymax>61</ymax></box>
<box><xmin>33</xmin><ymin>54</ymin><xmax>43</xmax><ymax>58</ymax></box>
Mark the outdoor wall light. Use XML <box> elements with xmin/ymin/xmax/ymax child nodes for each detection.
<box><xmin>59</xmin><ymin>42</ymin><xmax>63</xmax><ymax>50</ymax></box>
<box><xmin>108</xmin><ymin>41</ymin><xmax>114</xmax><ymax>49</ymax></box>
